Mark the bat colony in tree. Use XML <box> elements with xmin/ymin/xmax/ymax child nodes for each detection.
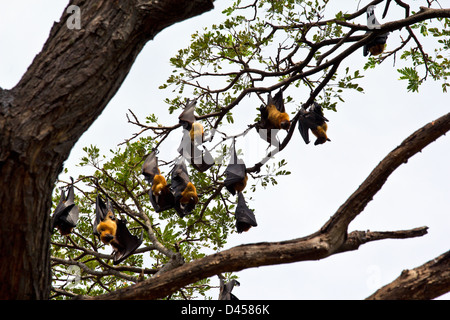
<box><xmin>50</xmin><ymin>5</ymin><xmax>391</xmax><ymax>299</ymax></box>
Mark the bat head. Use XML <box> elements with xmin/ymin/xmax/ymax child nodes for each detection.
<box><xmin>97</xmin><ymin>212</ymin><xmax>117</xmax><ymax>245</ymax></box>
<box><xmin>279</xmin><ymin>114</ymin><xmax>290</xmax><ymax>130</ymax></box>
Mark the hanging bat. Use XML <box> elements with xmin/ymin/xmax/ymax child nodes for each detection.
<box><xmin>177</xmin><ymin>132</ymin><xmax>215</xmax><ymax>172</ymax></box>
<box><xmin>256</xmin><ymin>90</ymin><xmax>290</xmax><ymax>145</ymax></box>
<box><xmin>171</xmin><ymin>158</ymin><xmax>199</xmax><ymax>217</ymax></box>
<box><xmin>235</xmin><ymin>192</ymin><xmax>257</xmax><ymax>233</ymax></box>
<box><xmin>142</xmin><ymin>151</ymin><xmax>175</xmax><ymax>212</ymax></box>
<box><xmin>178</xmin><ymin>99</ymin><xmax>204</xmax><ymax>144</ymax></box>
<box><xmin>224</xmin><ymin>140</ymin><xmax>248</xmax><ymax>195</ymax></box>
<box><xmin>94</xmin><ymin>195</ymin><xmax>143</xmax><ymax>265</ymax></box>
<box><xmin>298</xmin><ymin>102</ymin><xmax>331</xmax><ymax>145</ymax></box>
<box><xmin>363</xmin><ymin>5</ymin><xmax>389</xmax><ymax>57</ymax></box>
<box><xmin>51</xmin><ymin>177</ymin><xmax>79</xmax><ymax>235</ymax></box>
<box><xmin>219</xmin><ymin>278</ymin><xmax>240</xmax><ymax>300</ymax></box>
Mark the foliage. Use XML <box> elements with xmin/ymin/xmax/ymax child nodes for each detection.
<box><xmin>50</xmin><ymin>0</ymin><xmax>450</xmax><ymax>299</ymax></box>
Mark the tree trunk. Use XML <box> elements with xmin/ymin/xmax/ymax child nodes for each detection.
<box><xmin>0</xmin><ymin>0</ymin><xmax>214</xmax><ymax>299</ymax></box>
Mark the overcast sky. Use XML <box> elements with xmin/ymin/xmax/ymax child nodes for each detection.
<box><xmin>1</xmin><ymin>1</ymin><xmax>448</xmax><ymax>300</ymax></box>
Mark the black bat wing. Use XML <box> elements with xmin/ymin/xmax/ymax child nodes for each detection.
<box><xmin>189</xmin><ymin>145</ymin><xmax>215</xmax><ymax>173</ymax></box>
<box><xmin>272</xmin><ymin>90</ymin><xmax>285</xmax><ymax>113</ymax></box>
<box><xmin>363</xmin><ymin>31</ymin><xmax>371</xmax><ymax>57</ymax></box>
<box><xmin>148</xmin><ymin>185</ymin><xmax>175</xmax><ymax>213</ymax></box>
<box><xmin>142</xmin><ymin>151</ymin><xmax>160</xmax><ymax>184</ymax></box>
<box><xmin>298</xmin><ymin>107</ymin><xmax>312</xmax><ymax>144</ymax></box>
<box><xmin>178</xmin><ymin>99</ymin><xmax>197</xmax><ymax>130</ymax></box>
<box><xmin>180</xmin><ymin>138</ymin><xmax>215</xmax><ymax>173</ymax></box>
<box><xmin>51</xmin><ymin>179</ymin><xmax>79</xmax><ymax>234</ymax></box>
<box><xmin>219</xmin><ymin>279</ymin><xmax>241</xmax><ymax>300</ymax></box>
<box><xmin>112</xmin><ymin>219</ymin><xmax>143</xmax><ymax>265</ymax></box>
<box><xmin>170</xmin><ymin>158</ymin><xmax>190</xmax><ymax>195</ymax></box>
<box><xmin>224</xmin><ymin>141</ymin><xmax>247</xmax><ymax>195</ymax></box>
<box><xmin>51</xmin><ymin>189</ymin><xmax>75</xmax><ymax>232</ymax></box>
<box><xmin>63</xmin><ymin>182</ymin><xmax>79</xmax><ymax>228</ymax></box>
<box><xmin>93</xmin><ymin>195</ymin><xmax>111</xmax><ymax>236</ymax></box>
<box><xmin>171</xmin><ymin>158</ymin><xmax>197</xmax><ymax>217</ymax></box>
<box><xmin>235</xmin><ymin>192</ymin><xmax>257</xmax><ymax>233</ymax></box>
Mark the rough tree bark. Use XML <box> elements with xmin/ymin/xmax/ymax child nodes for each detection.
<box><xmin>367</xmin><ymin>250</ymin><xmax>450</xmax><ymax>300</ymax></box>
<box><xmin>0</xmin><ymin>0</ymin><xmax>214</xmax><ymax>300</ymax></box>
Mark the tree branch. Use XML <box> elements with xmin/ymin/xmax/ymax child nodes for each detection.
<box><xmin>80</xmin><ymin>112</ymin><xmax>450</xmax><ymax>300</ymax></box>
<box><xmin>366</xmin><ymin>250</ymin><xmax>450</xmax><ymax>300</ymax></box>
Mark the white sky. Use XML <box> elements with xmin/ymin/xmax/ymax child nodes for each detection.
<box><xmin>1</xmin><ymin>1</ymin><xmax>448</xmax><ymax>300</ymax></box>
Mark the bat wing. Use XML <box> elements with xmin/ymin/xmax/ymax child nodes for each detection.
<box><xmin>189</xmin><ymin>145</ymin><xmax>215</xmax><ymax>173</ymax></box>
<box><xmin>272</xmin><ymin>90</ymin><xmax>285</xmax><ymax>113</ymax></box>
<box><xmin>142</xmin><ymin>151</ymin><xmax>160</xmax><ymax>184</ymax></box>
<box><xmin>310</xmin><ymin>102</ymin><xmax>327</xmax><ymax>121</ymax></box>
<box><xmin>219</xmin><ymin>279</ymin><xmax>240</xmax><ymax>300</ymax></box>
<box><xmin>51</xmin><ymin>179</ymin><xmax>79</xmax><ymax>235</ymax></box>
<box><xmin>298</xmin><ymin>120</ymin><xmax>311</xmax><ymax>144</ymax></box>
<box><xmin>224</xmin><ymin>141</ymin><xmax>247</xmax><ymax>195</ymax></box>
<box><xmin>112</xmin><ymin>219</ymin><xmax>143</xmax><ymax>265</ymax></box>
<box><xmin>178</xmin><ymin>99</ymin><xmax>197</xmax><ymax>130</ymax></box>
<box><xmin>374</xmin><ymin>32</ymin><xmax>389</xmax><ymax>45</ymax></box>
<box><xmin>170</xmin><ymin>158</ymin><xmax>193</xmax><ymax>217</ymax></box>
<box><xmin>148</xmin><ymin>185</ymin><xmax>175</xmax><ymax>213</ymax></box>
<box><xmin>170</xmin><ymin>158</ymin><xmax>190</xmax><ymax>194</ymax></box>
<box><xmin>298</xmin><ymin>107</ymin><xmax>313</xmax><ymax>144</ymax></box>
<box><xmin>235</xmin><ymin>192</ymin><xmax>257</xmax><ymax>233</ymax></box>
<box><xmin>51</xmin><ymin>189</ymin><xmax>75</xmax><ymax>233</ymax></box>
<box><xmin>180</xmin><ymin>138</ymin><xmax>215</xmax><ymax>173</ymax></box>
<box><xmin>94</xmin><ymin>195</ymin><xmax>113</xmax><ymax>236</ymax></box>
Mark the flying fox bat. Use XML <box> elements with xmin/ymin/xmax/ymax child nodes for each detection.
<box><xmin>235</xmin><ymin>192</ymin><xmax>257</xmax><ymax>233</ymax></box>
<box><xmin>94</xmin><ymin>195</ymin><xmax>143</xmax><ymax>265</ymax></box>
<box><xmin>178</xmin><ymin>99</ymin><xmax>205</xmax><ymax>144</ymax></box>
<box><xmin>256</xmin><ymin>90</ymin><xmax>290</xmax><ymax>145</ymax></box>
<box><xmin>224</xmin><ymin>140</ymin><xmax>248</xmax><ymax>195</ymax></box>
<box><xmin>177</xmin><ymin>132</ymin><xmax>215</xmax><ymax>172</ymax></box>
<box><xmin>177</xmin><ymin>99</ymin><xmax>214</xmax><ymax>172</ymax></box>
<box><xmin>298</xmin><ymin>102</ymin><xmax>331</xmax><ymax>145</ymax></box>
<box><xmin>51</xmin><ymin>177</ymin><xmax>79</xmax><ymax>235</ymax></box>
<box><xmin>142</xmin><ymin>151</ymin><xmax>175</xmax><ymax>212</ymax></box>
<box><xmin>363</xmin><ymin>5</ymin><xmax>389</xmax><ymax>57</ymax></box>
<box><xmin>219</xmin><ymin>278</ymin><xmax>240</xmax><ymax>300</ymax></box>
<box><xmin>171</xmin><ymin>158</ymin><xmax>199</xmax><ymax>217</ymax></box>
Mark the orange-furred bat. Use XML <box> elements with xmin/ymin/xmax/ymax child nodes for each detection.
<box><xmin>178</xmin><ymin>99</ymin><xmax>205</xmax><ymax>143</ymax></box>
<box><xmin>94</xmin><ymin>196</ymin><xmax>118</xmax><ymax>245</ymax></box>
<box><xmin>171</xmin><ymin>158</ymin><xmax>198</xmax><ymax>217</ymax></box>
<box><xmin>142</xmin><ymin>151</ymin><xmax>175</xmax><ymax>212</ymax></box>
<box><xmin>180</xmin><ymin>182</ymin><xmax>199</xmax><ymax>209</ymax></box>
<box><xmin>256</xmin><ymin>90</ymin><xmax>290</xmax><ymax>145</ymax></box>
<box><xmin>177</xmin><ymin>99</ymin><xmax>214</xmax><ymax>172</ymax></box>
<box><xmin>298</xmin><ymin>102</ymin><xmax>331</xmax><ymax>145</ymax></box>
<box><xmin>94</xmin><ymin>195</ymin><xmax>143</xmax><ymax>265</ymax></box>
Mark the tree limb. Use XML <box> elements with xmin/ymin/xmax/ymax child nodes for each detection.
<box><xmin>366</xmin><ymin>250</ymin><xmax>450</xmax><ymax>300</ymax></box>
<box><xmin>80</xmin><ymin>112</ymin><xmax>450</xmax><ymax>300</ymax></box>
